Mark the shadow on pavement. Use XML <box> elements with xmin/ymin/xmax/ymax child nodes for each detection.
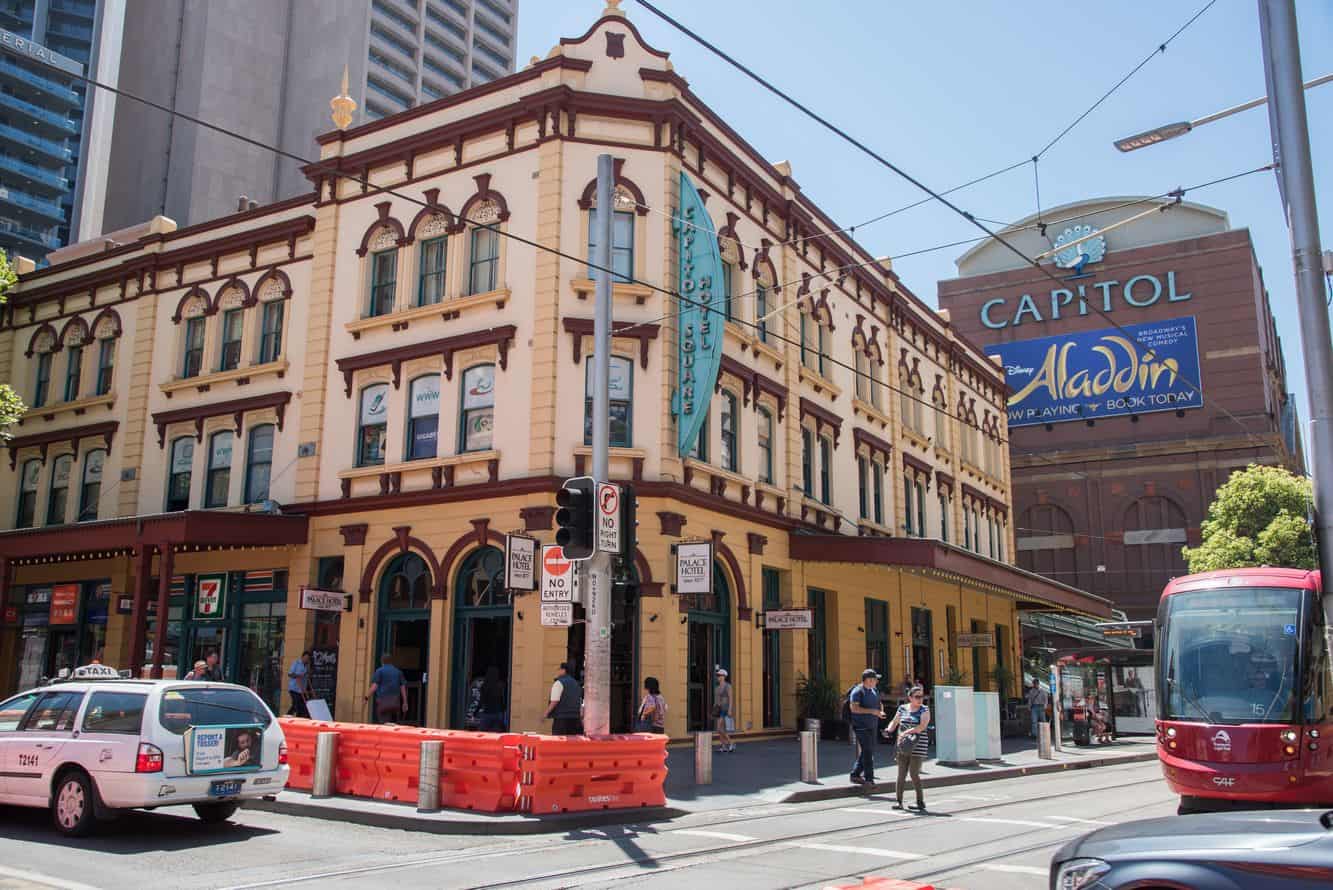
<box><xmin>0</xmin><ymin>804</ymin><xmax>279</xmax><ymax>854</ymax></box>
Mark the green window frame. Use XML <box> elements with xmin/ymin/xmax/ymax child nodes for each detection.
<box><xmin>757</xmin><ymin>407</ymin><xmax>773</xmax><ymax>484</ymax></box>
<box><xmin>865</xmin><ymin>598</ymin><xmax>889</xmax><ymax>677</ymax></box>
<box><xmin>583</xmin><ymin>356</ymin><xmax>632</xmax><ymax>448</ymax></box>
<box><xmin>369</xmin><ymin>248</ymin><xmax>398</xmax><ymax>317</ymax></box>
<box><xmin>468</xmin><ymin>226</ymin><xmax>499</xmax><ymax>294</ymax></box>
<box><xmin>417</xmin><ymin>236</ymin><xmax>447</xmax><ymax>306</ymax></box>
<box><xmin>244</xmin><ymin>424</ymin><xmax>274</xmax><ymax>504</ymax></box>
<box><xmin>182</xmin><ymin>318</ymin><xmax>205</xmax><ymax>378</ymax></box>
<box><xmin>587</xmin><ymin>209</ymin><xmax>634</xmax><ymax>283</ymax></box>
<box><xmin>95</xmin><ymin>338</ymin><xmax>115</xmax><ymax>395</ymax></box>
<box><xmin>33</xmin><ymin>351</ymin><xmax>51</xmax><ymax>407</ymax></box>
<box><xmin>45</xmin><ymin>454</ymin><xmax>72</xmax><ymax>525</ymax></box>
<box><xmin>218</xmin><ymin>309</ymin><xmax>243</xmax><ymax>371</ymax></box>
<box><xmin>807</xmin><ymin>588</ymin><xmax>828</xmax><ymax>681</ymax></box>
<box><xmin>63</xmin><ymin>346</ymin><xmax>81</xmax><ymax>401</ymax></box>
<box><xmin>204</xmin><ymin>430</ymin><xmax>232</xmax><ymax>508</ymax></box>
<box><xmin>258</xmin><ymin>301</ymin><xmax>284</xmax><ymax>364</ymax></box>
<box><xmin>720</xmin><ymin>390</ymin><xmax>738</xmax><ymax>472</ymax></box>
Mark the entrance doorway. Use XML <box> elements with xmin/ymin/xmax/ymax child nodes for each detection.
<box><xmin>449</xmin><ymin>547</ymin><xmax>511</xmax><ymax>729</ymax></box>
<box><xmin>761</xmin><ymin>567</ymin><xmax>781</xmax><ymax>727</ymax></box>
<box><xmin>911</xmin><ymin>607</ymin><xmax>934</xmax><ymax>692</ymax></box>
<box><xmin>376</xmin><ymin>553</ymin><xmax>432</xmax><ymax>725</ymax></box>
<box><xmin>687</xmin><ymin>563</ymin><xmax>731</xmax><ymax>731</ymax></box>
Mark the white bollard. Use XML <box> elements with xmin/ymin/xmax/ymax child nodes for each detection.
<box><xmin>417</xmin><ymin>739</ymin><xmax>442</xmax><ymax>812</ymax></box>
<box><xmin>312</xmin><ymin>731</ymin><xmax>337</xmax><ymax>798</ymax></box>
<box><xmin>800</xmin><ymin>730</ymin><xmax>819</xmax><ymax>783</ymax></box>
<box><xmin>1037</xmin><ymin>721</ymin><xmax>1053</xmax><ymax>760</ymax></box>
<box><xmin>695</xmin><ymin>731</ymin><xmax>713</xmax><ymax>785</ymax></box>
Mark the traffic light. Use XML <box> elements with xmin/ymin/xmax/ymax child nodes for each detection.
<box><xmin>555</xmin><ymin>476</ymin><xmax>595</xmax><ymax>560</ymax></box>
<box><xmin>620</xmin><ymin>483</ymin><xmax>638</xmax><ymax>564</ymax></box>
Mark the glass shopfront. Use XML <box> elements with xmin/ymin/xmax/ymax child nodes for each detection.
<box><xmin>8</xmin><ymin>581</ymin><xmax>112</xmax><ymax>691</ymax></box>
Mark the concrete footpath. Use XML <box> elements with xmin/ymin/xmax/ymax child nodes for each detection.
<box><xmin>249</xmin><ymin>734</ymin><xmax>1157</xmax><ymax>834</ymax></box>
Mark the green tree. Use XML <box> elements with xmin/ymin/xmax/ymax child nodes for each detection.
<box><xmin>0</xmin><ymin>249</ymin><xmax>20</xmax><ymax>437</ymax></box>
<box><xmin>1182</xmin><ymin>464</ymin><xmax>1316</xmax><ymax>572</ymax></box>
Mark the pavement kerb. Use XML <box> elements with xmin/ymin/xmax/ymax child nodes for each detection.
<box><xmin>247</xmin><ymin>794</ymin><xmax>688</xmax><ymax>835</ymax></box>
<box><xmin>250</xmin><ymin>748</ymin><xmax>1156</xmax><ymax>832</ymax></box>
<box><xmin>781</xmin><ymin>750</ymin><xmax>1159</xmax><ymax>803</ymax></box>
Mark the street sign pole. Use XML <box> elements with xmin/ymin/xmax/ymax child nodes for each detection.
<box><xmin>583</xmin><ymin>153</ymin><xmax>616</xmax><ymax>736</ymax></box>
<box><xmin>1260</xmin><ymin>2</ymin><xmax>1333</xmax><ymax>619</ymax></box>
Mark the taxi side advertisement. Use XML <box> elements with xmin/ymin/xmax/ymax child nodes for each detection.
<box><xmin>186</xmin><ymin>724</ymin><xmax>263</xmax><ymax>774</ymax></box>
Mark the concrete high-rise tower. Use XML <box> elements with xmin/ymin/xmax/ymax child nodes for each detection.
<box><xmin>99</xmin><ymin>0</ymin><xmax>518</xmax><ymax>234</ymax></box>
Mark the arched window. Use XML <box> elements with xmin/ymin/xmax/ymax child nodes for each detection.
<box><xmin>167</xmin><ymin>437</ymin><xmax>194</xmax><ymax>511</ymax></box>
<box><xmin>854</xmin><ymin>349</ymin><xmax>869</xmax><ymax>402</ymax></box>
<box><xmin>204</xmin><ymin>431</ymin><xmax>233</xmax><ymax>508</ymax></box>
<box><xmin>182</xmin><ymin>316</ymin><xmax>206</xmax><ymax>378</ymax></box>
<box><xmin>358</xmin><ymin>383</ymin><xmax>389</xmax><ymax>467</ymax></box>
<box><xmin>418</xmin><ymin>235</ymin><xmax>447</xmax><ymax>306</ymax></box>
<box><xmin>1017</xmin><ymin>504</ymin><xmax>1079</xmax><ymax>587</ymax></box>
<box><xmin>33</xmin><ymin>349</ymin><xmax>53</xmax><ymax>408</ymax></box>
<box><xmin>16</xmin><ymin>459</ymin><xmax>41</xmax><ymax>528</ymax></box>
<box><xmin>720</xmin><ymin>390</ymin><xmax>739</xmax><ymax>472</ymax></box>
<box><xmin>800</xmin><ymin>312</ymin><xmax>814</xmax><ymax>370</ymax></box>
<box><xmin>79</xmin><ymin>449</ymin><xmax>105</xmax><ymax>521</ymax></box>
<box><xmin>218</xmin><ymin>306</ymin><xmax>244</xmax><ymax>371</ymax></box>
<box><xmin>95</xmin><ymin>337</ymin><xmax>115</xmax><ymax>395</ymax></box>
<box><xmin>382</xmin><ymin>552</ymin><xmax>431</xmax><ymax>611</ymax></box>
<box><xmin>455</xmin><ymin>545</ymin><xmax>508</xmax><ymax>607</ymax></box>
<box><xmin>1123</xmin><ymin>496</ymin><xmax>1189</xmax><ymax>595</ymax></box>
<box><xmin>368</xmin><ymin>247</ymin><xmax>398</xmax><ymax>317</ymax></box>
<box><xmin>46</xmin><ymin>454</ymin><xmax>73</xmax><ymax>525</ymax></box>
<box><xmin>755</xmin><ymin>285</ymin><xmax>768</xmax><ymax>342</ymax></box>
<box><xmin>587</xmin><ymin>208</ymin><xmax>634</xmax><ymax>283</ymax></box>
<box><xmin>468</xmin><ymin>225</ymin><xmax>499</xmax><ymax>295</ymax></box>
<box><xmin>458</xmin><ymin>365</ymin><xmax>494</xmax><ymax>452</ymax></box>
<box><xmin>63</xmin><ymin>343</ymin><xmax>82</xmax><ymax>402</ymax></box>
<box><xmin>407</xmin><ymin>375</ymin><xmax>441</xmax><ymax>460</ymax></box>
<box><xmin>757</xmin><ymin>407</ymin><xmax>774</xmax><ymax>484</ymax></box>
<box><xmin>245</xmin><ymin>425</ymin><xmax>274</xmax><ymax>503</ymax></box>
<box><xmin>584</xmin><ymin>356</ymin><xmax>632</xmax><ymax>447</ymax></box>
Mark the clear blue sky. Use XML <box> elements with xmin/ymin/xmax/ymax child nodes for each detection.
<box><xmin>517</xmin><ymin>0</ymin><xmax>1331</xmax><ymax>424</ymax></box>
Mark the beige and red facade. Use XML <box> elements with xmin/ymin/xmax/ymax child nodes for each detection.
<box><xmin>0</xmin><ymin>5</ymin><xmax>1108</xmax><ymax>736</ymax></box>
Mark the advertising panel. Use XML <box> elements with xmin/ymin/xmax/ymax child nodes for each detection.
<box><xmin>986</xmin><ymin>316</ymin><xmax>1203</xmax><ymax>427</ymax></box>
<box><xmin>673</xmin><ymin>172</ymin><xmax>727</xmax><ymax>456</ymax></box>
<box><xmin>187</xmin><ymin>724</ymin><xmax>263</xmax><ymax>774</ymax></box>
<box><xmin>49</xmin><ymin>584</ymin><xmax>79</xmax><ymax>625</ymax></box>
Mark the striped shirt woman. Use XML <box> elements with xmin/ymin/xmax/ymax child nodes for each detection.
<box><xmin>886</xmin><ymin>686</ymin><xmax>930</xmax><ymax>810</ymax></box>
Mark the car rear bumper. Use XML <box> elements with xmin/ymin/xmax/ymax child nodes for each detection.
<box><xmin>1157</xmin><ymin>748</ymin><xmax>1324</xmax><ymax>804</ymax></box>
<box><xmin>96</xmin><ymin>767</ymin><xmax>290</xmax><ymax>809</ymax></box>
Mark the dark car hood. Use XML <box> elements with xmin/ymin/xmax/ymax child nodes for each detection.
<box><xmin>1057</xmin><ymin>810</ymin><xmax>1333</xmax><ymax>861</ymax></box>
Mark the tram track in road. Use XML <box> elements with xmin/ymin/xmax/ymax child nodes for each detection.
<box><xmin>217</xmin><ymin>765</ymin><xmax>1166</xmax><ymax>890</ymax></box>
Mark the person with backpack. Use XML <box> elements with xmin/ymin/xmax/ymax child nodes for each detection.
<box><xmin>848</xmin><ymin>669</ymin><xmax>886</xmax><ymax>785</ymax></box>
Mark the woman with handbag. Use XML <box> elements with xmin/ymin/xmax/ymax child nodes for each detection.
<box><xmin>885</xmin><ymin>685</ymin><xmax>930</xmax><ymax>811</ymax></box>
<box><xmin>635</xmin><ymin>677</ymin><xmax>667</xmax><ymax>733</ymax></box>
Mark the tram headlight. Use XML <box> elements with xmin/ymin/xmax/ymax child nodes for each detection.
<box><xmin>1284</xmin><ymin>745</ymin><xmax>1297</xmax><ymax>756</ymax></box>
<box><xmin>1310</xmin><ymin>730</ymin><xmax>1320</xmax><ymax>739</ymax></box>
<box><xmin>1281</xmin><ymin>729</ymin><xmax>1298</xmax><ymax>743</ymax></box>
<box><xmin>1166</xmin><ymin>727</ymin><xmax>1177</xmax><ymax>739</ymax></box>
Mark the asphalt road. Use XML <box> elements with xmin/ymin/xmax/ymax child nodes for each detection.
<box><xmin>0</xmin><ymin>760</ymin><xmax>1176</xmax><ymax>890</ymax></box>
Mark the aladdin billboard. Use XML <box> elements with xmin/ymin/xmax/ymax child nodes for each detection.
<box><xmin>987</xmin><ymin>316</ymin><xmax>1203</xmax><ymax>427</ymax></box>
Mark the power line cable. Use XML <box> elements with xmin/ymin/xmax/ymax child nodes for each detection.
<box><xmin>633</xmin><ymin>0</ymin><xmax>1284</xmax><ymax>465</ymax></box>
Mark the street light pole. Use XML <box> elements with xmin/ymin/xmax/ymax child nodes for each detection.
<box><xmin>1259</xmin><ymin>0</ymin><xmax>1333</xmax><ymax>607</ymax></box>
<box><xmin>583</xmin><ymin>153</ymin><xmax>616</xmax><ymax>736</ymax></box>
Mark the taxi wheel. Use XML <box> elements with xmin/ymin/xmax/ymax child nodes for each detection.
<box><xmin>193</xmin><ymin>802</ymin><xmax>240</xmax><ymax>824</ymax></box>
<box><xmin>52</xmin><ymin>770</ymin><xmax>96</xmax><ymax>837</ymax></box>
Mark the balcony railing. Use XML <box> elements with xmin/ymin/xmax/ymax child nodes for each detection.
<box><xmin>0</xmin><ymin>121</ymin><xmax>72</xmax><ymax>162</ymax></box>
<box><xmin>0</xmin><ymin>90</ymin><xmax>79</xmax><ymax>134</ymax></box>
<box><xmin>0</xmin><ymin>217</ymin><xmax>60</xmax><ymax>249</ymax></box>
<box><xmin>0</xmin><ymin>153</ymin><xmax>69</xmax><ymax>190</ymax></box>
<box><xmin>0</xmin><ymin>59</ymin><xmax>80</xmax><ymax>106</ymax></box>
<box><xmin>0</xmin><ymin>185</ymin><xmax>66</xmax><ymax>221</ymax></box>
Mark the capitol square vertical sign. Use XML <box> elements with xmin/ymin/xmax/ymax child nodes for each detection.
<box><xmin>672</xmin><ymin>173</ymin><xmax>727</xmax><ymax>456</ymax></box>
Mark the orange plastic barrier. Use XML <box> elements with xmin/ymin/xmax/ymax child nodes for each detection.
<box><xmin>332</xmin><ymin>723</ymin><xmax>383</xmax><ymax>798</ymax></box>
<box><xmin>277</xmin><ymin>717</ymin><xmax>340</xmax><ymax>791</ymax></box>
<box><xmin>375</xmin><ymin>726</ymin><xmax>442</xmax><ymax>802</ymax></box>
<box><xmin>438</xmin><ymin>730</ymin><xmax>522</xmax><ymax>812</ymax></box>
<box><xmin>516</xmin><ymin>733</ymin><xmax>668</xmax><ymax>814</ymax></box>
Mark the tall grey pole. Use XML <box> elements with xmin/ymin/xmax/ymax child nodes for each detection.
<box><xmin>1259</xmin><ymin>1</ymin><xmax>1333</xmax><ymax>611</ymax></box>
<box><xmin>583</xmin><ymin>154</ymin><xmax>615</xmax><ymax>736</ymax></box>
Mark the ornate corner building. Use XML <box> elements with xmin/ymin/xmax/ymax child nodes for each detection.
<box><xmin>0</xmin><ymin>5</ymin><xmax>1109</xmax><ymax>736</ymax></box>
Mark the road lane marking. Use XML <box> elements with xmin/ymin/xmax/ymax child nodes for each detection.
<box><xmin>949</xmin><ymin>793</ymin><xmax>1003</xmax><ymax>800</ymax></box>
<box><xmin>783</xmin><ymin>842</ymin><xmax>923</xmax><ymax>860</ymax></box>
<box><xmin>958</xmin><ymin>816</ymin><xmax>1060</xmax><ymax>829</ymax></box>
<box><xmin>980</xmin><ymin>864</ymin><xmax>1049</xmax><ymax>876</ymax></box>
<box><xmin>838</xmin><ymin>807</ymin><xmax>916</xmax><ymax>816</ymax></box>
<box><xmin>673</xmin><ymin>829</ymin><xmax>756</xmax><ymax>842</ymax></box>
<box><xmin>0</xmin><ymin>865</ymin><xmax>102</xmax><ymax>890</ymax></box>
<box><xmin>1049</xmin><ymin>815</ymin><xmax>1112</xmax><ymax>825</ymax></box>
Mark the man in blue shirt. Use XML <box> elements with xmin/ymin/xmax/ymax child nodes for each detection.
<box><xmin>367</xmin><ymin>654</ymin><xmax>408</xmax><ymax>723</ymax></box>
<box><xmin>288</xmin><ymin>650</ymin><xmax>311</xmax><ymax>718</ymax></box>
<box><xmin>849</xmin><ymin>668</ymin><xmax>886</xmax><ymax>785</ymax></box>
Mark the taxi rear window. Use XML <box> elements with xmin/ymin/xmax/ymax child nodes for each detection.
<box><xmin>158</xmin><ymin>686</ymin><xmax>271</xmax><ymax>735</ymax></box>
<box><xmin>82</xmin><ymin>692</ymin><xmax>147</xmax><ymax>734</ymax></box>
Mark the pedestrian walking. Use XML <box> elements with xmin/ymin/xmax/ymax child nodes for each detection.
<box><xmin>478</xmin><ymin>666</ymin><xmax>506</xmax><ymax>731</ymax></box>
<box><xmin>544</xmin><ymin>662</ymin><xmax>583</xmax><ymax>736</ymax></box>
<box><xmin>713</xmin><ymin>667</ymin><xmax>735</xmax><ymax>752</ymax></box>
<box><xmin>1026</xmin><ymin>679</ymin><xmax>1049</xmax><ymax>738</ymax></box>
<box><xmin>635</xmin><ymin>677</ymin><xmax>667</xmax><ymax>733</ymax></box>
<box><xmin>287</xmin><ymin>650</ymin><xmax>312</xmax><ymax>718</ymax></box>
<box><xmin>366</xmin><ymin>654</ymin><xmax>407</xmax><ymax>723</ymax></box>
<box><xmin>886</xmin><ymin>685</ymin><xmax>930</xmax><ymax>811</ymax></box>
<box><xmin>848</xmin><ymin>669</ymin><xmax>886</xmax><ymax>785</ymax></box>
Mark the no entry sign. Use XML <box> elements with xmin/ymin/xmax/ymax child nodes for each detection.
<box><xmin>542</xmin><ymin>544</ymin><xmax>577</xmax><ymax>603</ymax></box>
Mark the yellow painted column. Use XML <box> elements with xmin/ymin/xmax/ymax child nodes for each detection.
<box><xmin>528</xmin><ymin>135</ymin><xmax>565</xmax><ymax>475</ymax></box>
<box><xmin>294</xmin><ymin>180</ymin><xmax>343</xmax><ymax>502</ymax></box>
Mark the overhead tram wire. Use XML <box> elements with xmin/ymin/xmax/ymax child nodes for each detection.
<box><xmin>633</xmin><ymin>0</ymin><xmax>1285</xmax><ymax>465</ymax></box>
<box><xmin>56</xmin><ymin>66</ymin><xmax>1012</xmax><ymax>448</ymax></box>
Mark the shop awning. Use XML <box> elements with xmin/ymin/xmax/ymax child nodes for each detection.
<box><xmin>787</xmin><ymin>533</ymin><xmax>1114</xmax><ymax>618</ymax></box>
<box><xmin>0</xmin><ymin>510</ymin><xmax>309</xmax><ymax>563</ymax></box>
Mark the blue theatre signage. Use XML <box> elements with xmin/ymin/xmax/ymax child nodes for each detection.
<box><xmin>987</xmin><ymin>316</ymin><xmax>1203</xmax><ymax>427</ymax></box>
<box><xmin>672</xmin><ymin>173</ymin><xmax>726</xmax><ymax>455</ymax></box>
